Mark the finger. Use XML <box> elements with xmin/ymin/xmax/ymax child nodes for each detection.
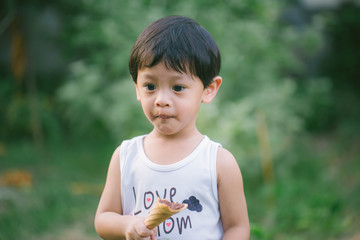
<box><xmin>132</xmin><ymin>234</ymin><xmax>151</xmax><ymax>240</ymax></box>
<box><xmin>151</xmin><ymin>228</ymin><xmax>157</xmax><ymax>240</ymax></box>
<box><xmin>137</xmin><ymin>229</ymin><xmax>153</xmax><ymax>238</ymax></box>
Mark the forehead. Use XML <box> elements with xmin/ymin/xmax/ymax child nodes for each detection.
<box><xmin>138</xmin><ymin>62</ymin><xmax>196</xmax><ymax>81</ymax></box>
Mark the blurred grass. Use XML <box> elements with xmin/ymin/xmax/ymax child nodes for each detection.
<box><xmin>0</xmin><ymin>138</ymin><xmax>116</xmax><ymax>239</ymax></box>
<box><xmin>0</xmin><ymin>133</ymin><xmax>359</xmax><ymax>239</ymax></box>
<box><xmin>243</xmin><ymin>132</ymin><xmax>360</xmax><ymax>239</ymax></box>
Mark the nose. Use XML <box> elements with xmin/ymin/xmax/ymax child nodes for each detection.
<box><xmin>155</xmin><ymin>90</ymin><xmax>171</xmax><ymax>107</ymax></box>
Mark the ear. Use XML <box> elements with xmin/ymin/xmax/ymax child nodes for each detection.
<box><xmin>202</xmin><ymin>76</ymin><xmax>222</xmax><ymax>104</ymax></box>
<box><xmin>134</xmin><ymin>82</ymin><xmax>141</xmax><ymax>101</ymax></box>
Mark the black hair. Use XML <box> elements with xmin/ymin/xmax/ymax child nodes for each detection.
<box><xmin>129</xmin><ymin>15</ymin><xmax>221</xmax><ymax>88</ymax></box>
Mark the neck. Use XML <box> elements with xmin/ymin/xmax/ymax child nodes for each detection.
<box><xmin>149</xmin><ymin>127</ymin><xmax>203</xmax><ymax>142</ymax></box>
<box><xmin>143</xmin><ymin>129</ymin><xmax>205</xmax><ymax>165</ymax></box>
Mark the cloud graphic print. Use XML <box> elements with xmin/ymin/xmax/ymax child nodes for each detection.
<box><xmin>182</xmin><ymin>196</ymin><xmax>203</xmax><ymax>212</ymax></box>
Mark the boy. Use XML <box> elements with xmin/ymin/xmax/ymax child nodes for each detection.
<box><xmin>95</xmin><ymin>15</ymin><xmax>250</xmax><ymax>240</ymax></box>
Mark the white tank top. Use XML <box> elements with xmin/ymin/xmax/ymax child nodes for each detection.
<box><xmin>119</xmin><ymin>135</ymin><xmax>224</xmax><ymax>240</ymax></box>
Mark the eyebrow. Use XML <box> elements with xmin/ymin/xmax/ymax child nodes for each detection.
<box><xmin>140</xmin><ymin>71</ymin><xmax>193</xmax><ymax>82</ymax></box>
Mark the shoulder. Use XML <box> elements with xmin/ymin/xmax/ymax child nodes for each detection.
<box><xmin>120</xmin><ymin>135</ymin><xmax>146</xmax><ymax>150</ymax></box>
<box><xmin>108</xmin><ymin>138</ymin><xmax>131</xmax><ymax>172</ymax></box>
<box><xmin>116</xmin><ymin>135</ymin><xmax>144</xmax><ymax>157</ymax></box>
<box><xmin>113</xmin><ymin>145</ymin><xmax>121</xmax><ymax>158</ymax></box>
<box><xmin>216</xmin><ymin>146</ymin><xmax>238</xmax><ymax>168</ymax></box>
<box><xmin>216</xmin><ymin>147</ymin><xmax>242</xmax><ymax>182</ymax></box>
<box><xmin>108</xmin><ymin>145</ymin><xmax>121</xmax><ymax>172</ymax></box>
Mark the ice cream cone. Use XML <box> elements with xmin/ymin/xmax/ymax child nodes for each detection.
<box><xmin>144</xmin><ymin>198</ymin><xmax>188</xmax><ymax>229</ymax></box>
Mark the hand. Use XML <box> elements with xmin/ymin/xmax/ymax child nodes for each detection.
<box><xmin>126</xmin><ymin>216</ymin><xmax>157</xmax><ymax>240</ymax></box>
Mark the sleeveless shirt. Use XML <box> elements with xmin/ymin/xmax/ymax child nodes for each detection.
<box><xmin>119</xmin><ymin>135</ymin><xmax>224</xmax><ymax>240</ymax></box>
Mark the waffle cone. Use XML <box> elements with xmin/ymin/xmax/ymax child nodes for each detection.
<box><xmin>144</xmin><ymin>198</ymin><xmax>188</xmax><ymax>229</ymax></box>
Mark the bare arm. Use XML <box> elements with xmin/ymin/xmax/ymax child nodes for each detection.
<box><xmin>217</xmin><ymin>147</ymin><xmax>250</xmax><ymax>240</ymax></box>
<box><xmin>94</xmin><ymin>147</ymin><xmax>156</xmax><ymax>240</ymax></box>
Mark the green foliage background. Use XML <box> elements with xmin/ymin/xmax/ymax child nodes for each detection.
<box><xmin>1</xmin><ymin>0</ymin><xmax>359</xmax><ymax>239</ymax></box>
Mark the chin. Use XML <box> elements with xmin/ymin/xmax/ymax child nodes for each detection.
<box><xmin>154</xmin><ymin>126</ymin><xmax>180</xmax><ymax>136</ymax></box>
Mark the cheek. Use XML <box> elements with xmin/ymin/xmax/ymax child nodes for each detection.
<box><xmin>141</xmin><ymin>100</ymin><xmax>151</xmax><ymax>112</ymax></box>
<box><xmin>180</xmin><ymin>98</ymin><xmax>202</xmax><ymax>114</ymax></box>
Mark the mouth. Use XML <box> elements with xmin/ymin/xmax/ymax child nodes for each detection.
<box><xmin>156</xmin><ymin>114</ymin><xmax>173</xmax><ymax>120</ymax></box>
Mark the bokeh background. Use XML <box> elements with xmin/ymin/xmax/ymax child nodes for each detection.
<box><xmin>1</xmin><ymin>0</ymin><xmax>359</xmax><ymax>239</ymax></box>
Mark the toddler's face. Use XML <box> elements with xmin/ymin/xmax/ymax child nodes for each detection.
<box><xmin>135</xmin><ymin>62</ymin><xmax>206</xmax><ymax>137</ymax></box>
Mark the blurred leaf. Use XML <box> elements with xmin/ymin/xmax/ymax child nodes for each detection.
<box><xmin>0</xmin><ymin>169</ymin><xmax>32</xmax><ymax>188</ymax></box>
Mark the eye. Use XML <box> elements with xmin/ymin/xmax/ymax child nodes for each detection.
<box><xmin>144</xmin><ymin>83</ymin><xmax>156</xmax><ymax>91</ymax></box>
<box><xmin>172</xmin><ymin>85</ymin><xmax>185</xmax><ymax>92</ymax></box>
